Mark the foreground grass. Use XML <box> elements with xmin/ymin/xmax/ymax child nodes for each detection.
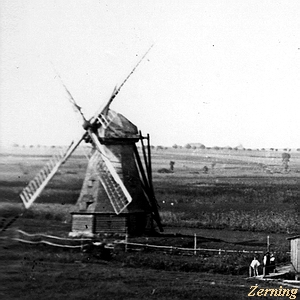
<box><xmin>0</xmin><ymin>239</ymin><xmax>293</xmax><ymax>300</ymax></box>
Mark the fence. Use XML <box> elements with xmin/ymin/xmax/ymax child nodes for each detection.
<box><xmin>0</xmin><ymin>229</ymin><xmax>93</xmax><ymax>249</ymax></box>
<box><xmin>119</xmin><ymin>233</ymin><xmax>265</xmax><ymax>255</ymax></box>
<box><xmin>1</xmin><ymin>229</ymin><xmax>286</xmax><ymax>256</ymax></box>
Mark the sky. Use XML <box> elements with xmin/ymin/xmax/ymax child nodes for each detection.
<box><xmin>1</xmin><ymin>0</ymin><xmax>300</xmax><ymax>149</ymax></box>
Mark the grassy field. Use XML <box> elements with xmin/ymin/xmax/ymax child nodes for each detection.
<box><xmin>1</xmin><ymin>240</ymin><xmax>285</xmax><ymax>300</ymax></box>
<box><xmin>0</xmin><ymin>145</ymin><xmax>299</xmax><ymax>299</ymax></box>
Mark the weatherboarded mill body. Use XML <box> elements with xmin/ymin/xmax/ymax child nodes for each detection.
<box><xmin>70</xmin><ymin>110</ymin><xmax>160</xmax><ymax>237</ymax></box>
<box><xmin>287</xmin><ymin>236</ymin><xmax>300</xmax><ymax>275</ymax></box>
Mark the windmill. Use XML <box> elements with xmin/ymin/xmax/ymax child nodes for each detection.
<box><xmin>19</xmin><ymin>46</ymin><xmax>163</xmax><ymax>236</ymax></box>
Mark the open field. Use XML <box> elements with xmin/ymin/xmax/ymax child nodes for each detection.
<box><xmin>1</xmin><ymin>146</ymin><xmax>300</xmax><ymax>299</ymax></box>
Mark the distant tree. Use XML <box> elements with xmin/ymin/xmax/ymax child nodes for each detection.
<box><xmin>247</xmin><ymin>148</ymin><xmax>252</xmax><ymax>151</ymax></box>
<box><xmin>156</xmin><ymin>145</ymin><xmax>164</xmax><ymax>150</ymax></box>
<box><xmin>185</xmin><ymin>144</ymin><xmax>191</xmax><ymax>149</ymax></box>
<box><xmin>282</xmin><ymin>152</ymin><xmax>291</xmax><ymax>173</ymax></box>
<box><xmin>192</xmin><ymin>146</ymin><xmax>197</xmax><ymax>150</ymax></box>
<box><xmin>12</xmin><ymin>143</ymin><xmax>19</xmax><ymax>147</ymax></box>
<box><xmin>213</xmin><ymin>146</ymin><xmax>220</xmax><ymax>150</ymax></box>
<box><xmin>172</xmin><ymin>144</ymin><xmax>178</xmax><ymax>149</ymax></box>
<box><xmin>261</xmin><ymin>148</ymin><xmax>265</xmax><ymax>151</ymax></box>
<box><xmin>199</xmin><ymin>144</ymin><xmax>206</xmax><ymax>149</ymax></box>
<box><xmin>233</xmin><ymin>147</ymin><xmax>238</xmax><ymax>151</ymax></box>
<box><xmin>297</xmin><ymin>148</ymin><xmax>300</xmax><ymax>152</ymax></box>
<box><xmin>270</xmin><ymin>148</ymin><xmax>274</xmax><ymax>151</ymax></box>
<box><xmin>30</xmin><ymin>145</ymin><xmax>34</xmax><ymax>148</ymax></box>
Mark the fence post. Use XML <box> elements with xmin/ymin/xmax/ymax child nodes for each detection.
<box><xmin>194</xmin><ymin>233</ymin><xmax>197</xmax><ymax>255</ymax></box>
<box><xmin>125</xmin><ymin>232</ymin><xmax>128</xmax><ymax>253</ymax></box>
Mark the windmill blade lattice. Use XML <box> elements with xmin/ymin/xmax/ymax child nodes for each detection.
<box><xmin>91</xmin><ymin>151</ymin><xmax>132</xmax><ymax>214</ymax></box>
<box><xmin>96</xmin><ymin>110</ymin><xmax>117</xmax><ymax>129</ymax></box>
<box><xmin>20</xmin><ymin>138</ymin><xmax>83</xmax><ymax>209</ymax></box>
<box><xmin>88</xmin><ymin>131</ymin><xmax>132</xmax><ymax>214</ymax></box>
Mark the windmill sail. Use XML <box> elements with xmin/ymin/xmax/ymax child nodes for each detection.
<box><xmin>96</xmin><ymin>110</ymin><xmax>117</xmax><ymax>129</ymax></box>
<box><xmin>20</xmin><ymin>138</ymin><xmax>84</xmax><ymax>209</ymax></box>
<box><xmin>90</xmin><ymin>45</ymin><xmax>154</xmax><ymax>127</ymax></box>
<box><xmin>88</xmin><ymin>130</ymin><xmax>132</xmax><ymax>214</ymax></box>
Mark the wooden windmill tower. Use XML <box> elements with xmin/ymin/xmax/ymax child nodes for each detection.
<box><xmin>19</xmin><ymin>46</ymin><xmax>163</xmax><ymax>237</ymax></box>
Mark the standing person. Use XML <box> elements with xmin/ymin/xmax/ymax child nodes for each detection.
<box><xmin>263</xmin><ymin>251</ymin><xmax>271</xmax><ymax>276</ymax></box>
<box><xmin>249</xmin><ymin>256</ymin><xmax>260</xmax><ymax>277</ymax></box>
<box><xmin>269</xmin><ymin>252</ymin><xmax>276</xmax><ymax>273</ymax></box>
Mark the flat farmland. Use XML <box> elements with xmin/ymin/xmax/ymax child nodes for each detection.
<box><xmin>0</xmin><ymin>145</ymin><xmax>299</xmax><ymax>299</ymax></box>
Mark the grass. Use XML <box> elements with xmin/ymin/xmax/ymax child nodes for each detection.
<box><xmin>0</xmin><ymin>202</ymin><xmax>73</xmax><ymax>223</ymax></box>
<box><xmin>153</xmin><ymin>171</ymin><xmax>300</xmax><ymax>234</ymax></box>
<box><xmin>1</xmin><ymin>246</ymin><xmax>266</xmax><ymax>300</ymax></box>
<box><xmin>116</xmin><ymin>251</ymin><xmax>251</xmax><ymax>275</ymax></box>
<box><xmin>161</xmin><ymin>209</ymin><xmax>299</xmax><ymax>233</ymax></box>
<box><xmin>1</xmin><ymin>146</ymin><xmax>299</xmax><ymax>299</ymax></box>
<box><xmin>2</xmin><ymin>200</ymin><xmax>297</xmax><ymax>235</ymax></box>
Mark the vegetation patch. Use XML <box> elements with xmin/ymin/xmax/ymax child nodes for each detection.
<box><xmin>161</xmin><ymin>209</ymin><xmax>299</xmax><ymax>233</ymax></box>
<box><xmin>0</xmin><ymin>202</ymin><xmax>72</xmax><ymax>223</ymax></box>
